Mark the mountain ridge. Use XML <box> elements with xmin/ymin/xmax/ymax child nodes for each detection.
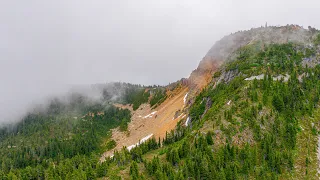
<box><xmin>1</xmin><ymin>24</ymin><xmax>320</xmax><ymax>179</ymax></box>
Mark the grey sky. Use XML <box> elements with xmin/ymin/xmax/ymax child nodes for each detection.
<box><xmin>0</xmin><ymin>0</ymin><xmax>320</xmax><ymax>123</ymax></box>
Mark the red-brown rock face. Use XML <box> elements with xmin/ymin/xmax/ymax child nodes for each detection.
<box><xmin>187</xmin><ymin>25</ymin><xmax>313</xmax><ymax>93</ymax></box>
<box><xmin>187</xmin><ymin>56</ymin><xmax>223</xmax><ymax>92</ymax></box>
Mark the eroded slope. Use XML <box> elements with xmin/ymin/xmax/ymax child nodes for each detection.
<box><xmin>101</xmin><ymin>85</ymin><xmax>189</xmax><ymax>161</ymax></box>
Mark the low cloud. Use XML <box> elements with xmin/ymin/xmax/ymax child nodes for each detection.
<box><xmin>1</xmin><ymin>0</ymin><xmax>320</xmax><ymax>124</ymax></box>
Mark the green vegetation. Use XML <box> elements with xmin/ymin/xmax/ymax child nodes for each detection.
<box><xmin>122</xmin><ymin>87</ymin><xmax>150</xmax><ymax>110</ymax></box>
<box><xmin>314</xmin><ymin>33</ymin><xmax>320</xmax><ymax>46</ymax></box>
<box><xmin>149</xmin><ymin>88</ymin><xmax>167</xmax><ymax>108</ymax></box>
<box><xmin>185</xmin><ymin>42</ymin><xmax>320</xmax><ymax>179</ymax></box>
<box><xmin>1</xmin><ymin>42</ymin><xmax>320</xmax><ymax>179</ymax></box>
<box><xmin>141</xmin><ymin>42</ymin><xmax>320</xmax><ymax>179</ymax></box>
<box><xmin>0</xmin><ymin>100</ymin><xmax>131</xmax><ymax>179</ymax></box>
<box><xmin>106</xmin><ymin>83</ymin><xmax>169</xmax><ymax>110</ymax></box>
<box><xmin>106</xmin><ymin>140</ymin><xmax>117</xmax><ymax>151</ymax></box>
<box><xmin>213</xmin><ymin>71</ymin><xmax>221</xmax><ymax>78</ymax></box>
<box><xmin>121</xmin><ymin>85</ymin><xmax>168</xmax><ymax>110</ymax></box>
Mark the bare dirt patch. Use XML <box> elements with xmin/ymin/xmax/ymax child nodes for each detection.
<box><xmin>100</xmin><ymin>86</ymin><xmax>188</xmax><ymax>161</ymax></box>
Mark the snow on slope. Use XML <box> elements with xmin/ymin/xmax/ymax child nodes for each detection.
<box><xmin>184</xmin><ymin>93</ymin><xmax>188</xmax><ymax>105</ymax></box>
<box><xmin>127</xmin><ymin>134</ymin><xmax>153</xmax><ymax>151</ymax></box>
<box><xmin>100</xmin><ymin>86</ymin><xmax>189</xmax><ymax>162</ymax></box>
<box><xmin>185</xmin><ymin>117</ymin><xmax>191</xmax><ymax>126</ymax></box>
<box><xmin>143</xmin><ymin>111</ymin><xmax>157</xmax><ymax>119</ymax></box>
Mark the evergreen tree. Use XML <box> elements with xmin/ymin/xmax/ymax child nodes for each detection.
<box><xmin>130</xmin><ymin>161</ymin><xmax>139</xmax><ymax>180</ymax></box>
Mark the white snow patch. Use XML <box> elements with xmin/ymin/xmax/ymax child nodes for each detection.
<box><xmin>273</xmin><ymin>74</ymin><xmax>290</xmax><ymax>82</ymax></box>
<box><xmin>140</xmin><ymin>134</ymin><xmax>153</xmax><ymax>143</ymax></box>
<box><xmin>184</xmin><ymin>93</ymin><xmax>189</xmax><ymax>104</ymax></box>
<box><xmin>127</xmin><ymin>134</ymin><xmax>154</xmax><ymax>151</ymax></box>
<box><xmin>185</xmin><ymin>117</ymin><xmax>191</xmax><ymax>126</ymax></box>
<box><xmin>143</xmin><ymin>111</ymin><xmax>157</xmax><ymax>119</ymax></box>
<box><xmin>245</xmin><ymin>74</ymin><xmax>290</xmax><ymax>82</ymax></box>
<box><xmin>177</xmin><ymin>113</ymin><xmax>184</xmax><ymax>119</ymax></box>
<box><xmin>245</xmin><ymin>74</ymin><xmax>265</xmax><ymax>81</ymax></box>
<box><xmin>127</xmin><ymin>145</ymin><xmax>136</xmax><ymax>151</ymax></box>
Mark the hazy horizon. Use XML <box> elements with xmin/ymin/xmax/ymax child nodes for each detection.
<box><xmin>1</xmin><ymin>0</ymin><xmax>320</xmax><ymax>124</ymax></box>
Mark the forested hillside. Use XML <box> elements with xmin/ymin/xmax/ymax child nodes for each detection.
<box><xmin>100</xmin><ymin>82</ymin><xmax>168</xmax><ymax>110</ymax></box>
<box><xmin>1</xmin><ymin>26</ymin><xmax>320</xmax><ymax>179</ymax></box>
<box><xmin>0</xmin><ymin>83</ymin><xmax>169</xmax><ymax>179</ymax></box>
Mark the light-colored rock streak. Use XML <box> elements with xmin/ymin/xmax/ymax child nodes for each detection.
<box><xmin>244</xmin><ymin>74</ymin><xmax>265</xmax><ymax>81</ymax></box>
<box><xmin>127</xmin><ymin>134</ymin><xmax>153</xmax><ymax>151</ymax></box>
<box><xmin>245</xmin><ymin>74</ymin><xmax>290</xmax><ymax>82</ymax></box>
<box><xmin>143</xmin><ymin>111</ymin><xmax>157</xmax><ymax>119</ymax></box>
<box><xmin>185</xmin><ymin>117</ymin><xmax>191</xmax><ymax>126</ymax></box>
<box><xmin>184</xmin><ymin>93</ymin><xmax>188</xmax><ymax>105</ymax></box>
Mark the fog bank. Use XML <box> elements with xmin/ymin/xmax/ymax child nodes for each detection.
<box><xmin>1</xmin><ymin>0</ymin><xmax>320</xmax><ymax>124</ymax></box>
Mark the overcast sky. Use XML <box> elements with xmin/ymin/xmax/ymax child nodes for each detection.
<box><xmin>0</xmin><ymin>0</ymin><xmax>320</xmax><ymax>123</ymax></box>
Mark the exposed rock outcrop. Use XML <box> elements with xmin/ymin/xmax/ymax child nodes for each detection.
<box><xmin>187</xmin><ymin>25</ymin><xmax>317</xmax><ymax>97</ymax></box>
<box><xmin>188</xmin><ymin>56</ymin><xmax>223</xmax><ymax>92</ymax></box>
<box><xmin>201</xmin><ymin>97</ymin><xmax>212</xmax><ymax>119</ymax></box>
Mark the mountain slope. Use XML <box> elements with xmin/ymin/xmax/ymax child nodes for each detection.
<box><xmin>187</xmin><ymin>25</ymin><xmax>315</xmax><ymax>95</ymax></box>
<box><xmin>1</xmin><ymin>25</ymin><xmax>320</xmax><ymax>179</ymax></box>
<box><xmin>100</xmin><ymin>85</ymin><xmax>189</xmax><ymax>161</ymax></box>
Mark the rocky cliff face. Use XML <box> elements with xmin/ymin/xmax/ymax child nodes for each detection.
<box><xmin>187</xmin><ymin>56</ymin><xmax>222</xmax><ymax>91</ymax></box>
<box><xmin>187</xmin><ymin>25</ymin><xmax>317</xmax><ymax>93</ymax></box>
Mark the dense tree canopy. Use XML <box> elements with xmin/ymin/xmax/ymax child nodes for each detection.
<box><xmin>1</xmin><ymin>42</ymin><xmax>320</xmax><ymax>179</ymax></box>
